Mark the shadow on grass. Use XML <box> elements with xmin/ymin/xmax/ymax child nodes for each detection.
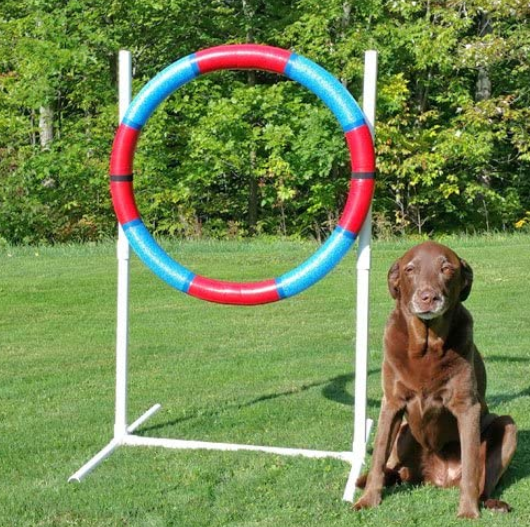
<box><xmin>485</xmin><ymin>355</ymin><xmax>530</xmax><ymax>364</ymax></box>
<box><xmin>321</xmin><ymin>371</ymin><xmax>381</xmax><ymax>408</ymax></box>
<box><xmin>488</xmin><ymin>386</ymin><xmax>530</xmax><ymax>409</ymax></box>
<box><xmin>482</xmin><ymin>354</ymin><xmax>530</xmax><ymax>409</ymax></box>
<box><xmin>136</xmin><ymin>369</ymin><xmax>381</xmax><ymax>436</ymax></box>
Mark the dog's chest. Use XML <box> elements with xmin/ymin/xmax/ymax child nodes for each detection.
<box><xmin>394</xmin><ymin>355</ymin><xmax>460</xmax><ymax>450</ymax></box>
<box><xmin>405</xmin><ymin>391</ymin><xmax>459</xmax><ymax>450</ymax></box>
<box><xmin>406</xmin><ymin>389</ymin><xmax>446</xmax><ymax>421</ymax></box>
<box><xmin>394</xmin><ymin>351</ymin><xmax>455</xmax><ymax>396</ymax></box>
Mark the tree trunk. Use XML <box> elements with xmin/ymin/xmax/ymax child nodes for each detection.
<box><xmin>39</xmin><ymin>105</ymin><xmax>54</xmax><ymax>149</ymax></box>
<box><xmin>475</xmin><ymin>11</ymin><xmax>493</xmax><ymax>201</ymax></box>
<box><xmin>476</xmin><ymin>68</ymin><xmax>491</xmax><ymax>102</ymax></box>
<box><xmin>476</xmin><ymin>12</ymin><xmax>492</xmax><ymax>102</ymax></box>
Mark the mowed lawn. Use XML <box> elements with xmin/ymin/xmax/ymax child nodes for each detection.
<box><xmin>1</xmin><ymin>235</ymin><xmax>529</xmax><ymax>526</ymax></box>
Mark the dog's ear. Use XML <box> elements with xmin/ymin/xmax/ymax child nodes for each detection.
<box><xmin>459</xmin><ymin>258</ymin><xmax>473</xmax><ymax>301</ymax></box>
<box><xmin>388</xmin><ymin>260</ymin><xmax>400</xmax><ymax>299</ymax></box>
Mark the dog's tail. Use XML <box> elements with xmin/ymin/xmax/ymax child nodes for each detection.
<box><xmin>356</xmin><ymin>469</ymin><xmax>402</xmax><ymax>489</ymax></box>
<box><xmin>356</xmin><ymin>472</ymin><xmax>368</xmax><ymax>489</ymax></box>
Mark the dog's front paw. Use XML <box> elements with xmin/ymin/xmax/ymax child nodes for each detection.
<box><xmin>457</xmin><ymin>502</ymin><xmax>480</xmax><ymax>520</ymax></box>
<box><xmin>353</xmin><ymin>490</ymin><xmax>382</xmax><ymax>510</ymax></box>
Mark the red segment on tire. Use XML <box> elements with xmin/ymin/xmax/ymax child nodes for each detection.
<box><xmin>345</xmin><ymin>125</ymin><xmax>375</xmax><ymax>173</ymax></box>
<box><xmin>188</xmin><ymin>275</ymin><xmax>281</xmax><ymax>305</ymax></box>
<box><xmin>338</xmin><ymin>178</ymin><xmax>375</xmax><ymax>235</ymax></box>
<box><xmin>195</xmin><ymin>45</ymin><xmax>291</xmax><ymax>75</ymax></box>
<box><xmin>110</xmin><ymin>124</ymin><xmax>141</xmax><ymax>175</ymax></box>
<box><xmin>110</xmin><ymin>181</ymin><xmax>140</xmax><ymax>225</ymax></box>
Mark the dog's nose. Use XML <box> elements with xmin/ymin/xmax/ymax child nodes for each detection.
<box><xmin>419</xmin><ymin>288</ymin><xmax>441</xmax><ymax>304</ymax></box>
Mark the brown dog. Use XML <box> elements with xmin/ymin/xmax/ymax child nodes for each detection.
<box><xmin>354</xmin><ymin>241</ymin><xmax>517</xmax><ymax>518</ymax></box>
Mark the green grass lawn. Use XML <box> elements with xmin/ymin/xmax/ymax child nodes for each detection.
<box><xmin>1</xmin><ymin>234</ymin><xmax>530</xmax><ymax>526</ymax></box>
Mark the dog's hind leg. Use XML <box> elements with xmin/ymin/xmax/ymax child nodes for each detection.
<box><xmin>480</xmin><ymin>415</ymin><xmax>517</xmax><ymax>512</ymax></box>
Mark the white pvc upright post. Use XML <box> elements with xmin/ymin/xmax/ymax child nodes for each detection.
<box><xmin>69</xmin><ymin>50</ymin><xmax>164</xmax><ymax>483</ymax></box>
<box><xmin>355</xmin><ymin>49</ymin><xmax>377</xmax><ymax>443</ymax></box>
<box><xmin>343</xmin><ymin>49</ymin><xmax>378</xmax><ymax>502</ymax></box>
<box><xmin>114</xmin><ymin>49</ymin><xmax>132</xmax><ymax>440</ymax></box>
<box><xmin>68</xmin><ymin>51</ymin><xmax>133</xmax><ymax>483</ymax></box>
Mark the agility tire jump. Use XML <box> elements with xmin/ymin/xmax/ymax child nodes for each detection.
<box><xmin>110</xmin><ymin>44</ymin><xmax>375</xmax><ymax>305</ymax></box>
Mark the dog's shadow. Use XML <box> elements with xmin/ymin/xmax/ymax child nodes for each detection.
<box><xmin>321</xmin><ymin>370</ymin><xmax>381</xmax><ymax>408</ymax></box>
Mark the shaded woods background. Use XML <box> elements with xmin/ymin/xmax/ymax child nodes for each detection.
<box><xmin>1</xmin><ymin>0</ymin><xmax>529</xmax><ymax>244</ymax></box>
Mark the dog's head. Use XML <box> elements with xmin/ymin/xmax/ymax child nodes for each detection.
<box><xmin>387</xmin><ymin>241</ymin><xmax>473</xmax><ymax>321</ymax></box>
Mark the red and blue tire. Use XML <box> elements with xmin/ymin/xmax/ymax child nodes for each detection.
<box><xmin>110</xmin><ymin>44</ymin><xmax>375</xmax><ymax>305</ymax></box>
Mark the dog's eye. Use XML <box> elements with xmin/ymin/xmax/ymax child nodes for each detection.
<box><xmin>442</xmin><ymin>264</ymin><xmax>455</xmax><ymax>274</ymax></box>
<box><xmin>405</xmin><ymin>264</ymin><xmax>415</xmax><ymax>274</ymax></box>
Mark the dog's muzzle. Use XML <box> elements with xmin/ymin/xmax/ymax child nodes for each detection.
<box><xmin>410</xmin><ymin>288</ymin><xmax>447</xmax><ymax>320</ymax></box>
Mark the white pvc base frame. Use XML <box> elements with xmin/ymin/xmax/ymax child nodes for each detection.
<box><xmin>69</xmin><ymin>402</ymin><xmax>373</xmax><ymax>500</ymax></box>
<box><xmin>69</xmin><ymin>401</ymin><xmax>373</xmax><ymax>502</ymax></box>
<box><xmin>69</xmin><ymin>49</ymin><xmax>378</xmax><ymax>504</ymax></box>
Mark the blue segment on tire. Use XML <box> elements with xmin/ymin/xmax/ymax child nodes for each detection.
<box><xmin>122</xmin><ymin>56</ymin><xmax>200</xmax><ymax>130</ymax></box>
<box><xmin>276</xmin><ymin>227</ymin><xmax>356</xmax><ymax>299</ymax></box>
<box><xmin>123</xmin><ymin>219</ymin><xmax>196</xmax><ymax>293</ymax></box>
<box><xmin>284</xmin><ymin>54</ymin><xmax>366</xmax><ymax>133</ymax></box>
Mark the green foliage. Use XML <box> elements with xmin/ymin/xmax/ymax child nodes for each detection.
<box><xmin>0</xmin><ymin>0</ymin><xmax>529</xmax><ymax>243</ymax></box>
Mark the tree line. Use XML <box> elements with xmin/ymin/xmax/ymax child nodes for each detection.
<box><xmin>1</xmin><ymin>0</ymin><xmax>529</xmax><ymax>244</ymax></box>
